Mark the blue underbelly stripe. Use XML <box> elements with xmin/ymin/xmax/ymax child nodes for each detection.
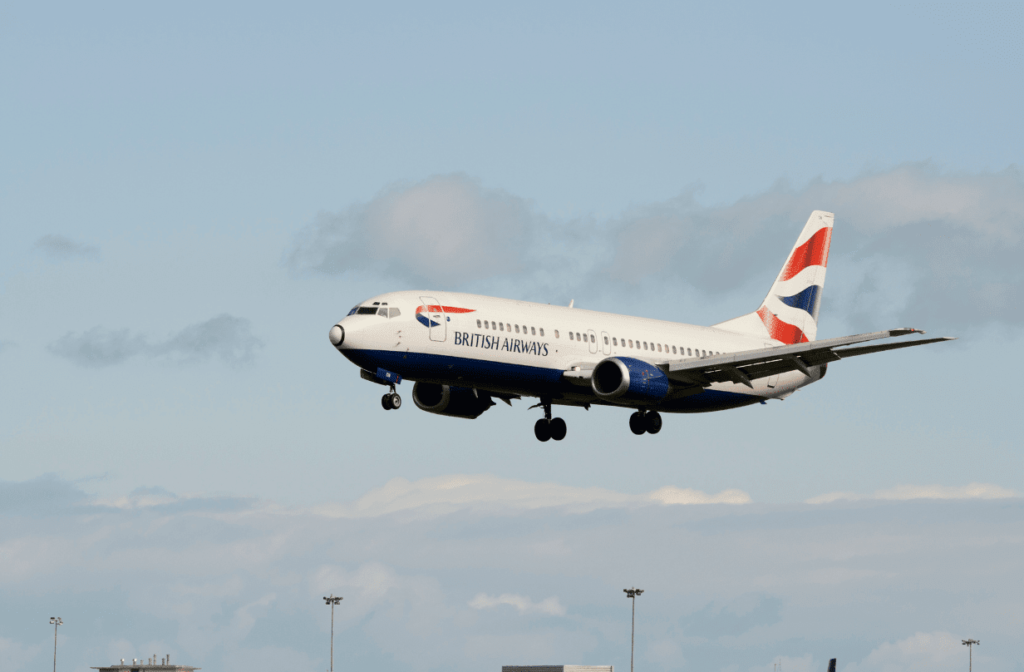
<box><xmin>341</xmin><ymin>349</ymin><xmax>761</xmax><ymax>413</ymax></box>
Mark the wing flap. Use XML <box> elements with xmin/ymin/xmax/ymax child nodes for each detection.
<box><xmin>665</xmin><ymin>328</ymin><xmax>951</xmax><ymax>386</ymax></box>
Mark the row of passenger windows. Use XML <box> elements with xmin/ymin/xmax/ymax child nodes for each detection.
<box><xmin>474</xmin><ymin>318</ymin><xmax>720</xmax><ymax>358</ymax></box>
<box><xmin>476</xmin><ymin>319</ymin><xmax>545</xmax><ymax>337</ymax></box>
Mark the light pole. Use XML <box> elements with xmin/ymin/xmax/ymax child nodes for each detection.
<box><xmin>962</xmin><ymin>639</ymin><xmax>980</xmax><ymax>672</ymax></box>
<box><xmin>49</xmin><ymin>617</ymin><xmax>63</xmax><ymax>672</ymax></box>
<box><xmin>323</xmin><ymin>594</ymin><xmax>343</xmax><ymax>672</ymax></box>
<box><xmin>623</xmin><ymin>588</ymin><xmax>644</xmax><ymax>672</ymax></box>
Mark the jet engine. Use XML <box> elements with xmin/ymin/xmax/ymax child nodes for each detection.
<box><xmin>412</xmin><ymin>382</ymin><xmax>494</xmax><ymax>419</ymax></box>
<box><xmin>591</xmin><ymin>356</ymin><xmax>670</xmax><ymax>403</ymax></box>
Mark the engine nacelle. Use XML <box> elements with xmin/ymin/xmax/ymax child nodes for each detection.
<box><xmin>591</xmin><ymin>357</ymin><xmax>670</xmax><ymax>403</ymax></box>
<box><xmin>412</xmin><ymin>382</ymin><xmax>494</xmax><ymax>419</ymax></box>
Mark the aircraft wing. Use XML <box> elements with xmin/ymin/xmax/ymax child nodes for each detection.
<box><xmin>665</xmin><ymin>328</ymin><xmax>955</xmax><ymax>389</ymax></box>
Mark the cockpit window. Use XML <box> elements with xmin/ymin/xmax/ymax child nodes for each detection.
<box><xmin>389</xmin><ymin>308</ymin><xmax>401</xmax><ymax>318</ymax></box>
<box><xmin>377</xmin><ymin>307</ymin><xmax>388</xmax><ymax>317</ymax></box>
<box><xmin>356</xmin><ymin>307</ymin><xmax>379</xmax><ymax>315</ymax></box>
<box><xmin>347</xmin><ymin>306</ymin><xmax>358</xmax><ymax>316</ymax></box>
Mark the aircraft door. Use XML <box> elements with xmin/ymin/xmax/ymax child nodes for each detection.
<box><xmin>600</xmin><ymin>331</ymin><xmax>612</xmax><ymax>355</ymax></box>
<box><xmin>420</xmin><ymin>297</ymin><xmax>447</xmax><ymax>342</ymax></box>
<box><xmin>587</xmin><ymin>329</ymin><xmax>598</xmax><ymax>355</ymax></box>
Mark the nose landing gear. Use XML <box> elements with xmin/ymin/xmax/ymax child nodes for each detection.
<box><xmin>533</xmin><ymin>399</ymin><xmax>567</xmax><ymax>442</ymax></box>
<box><xmin>629</xmin><ymin>410</ymin><xmax>662</xmax><ymax>435</ymax></box>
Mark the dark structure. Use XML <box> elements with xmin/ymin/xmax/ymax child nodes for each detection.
<box><xmin>92</xmin><ymin>655</ymin><xmax>198</xmax><ymax>672</ymax></box>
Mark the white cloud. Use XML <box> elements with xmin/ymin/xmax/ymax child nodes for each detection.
<box><xmin>288</xmin><ymin>173</ymin><xmax>547</xmax><ymax>285</ymax></box>
<box><xmin>48</xmin><ymin>314</ymin><xmax>263</xmax><ymax>367</ymax></box>
<box><xmin>844</xmin><ymin>632</ymin><xmax>963</xmax><ymax>672</ymax></box>
<box><xmin>0</xmin><ymin>637</ymin><xmax>40</xmax><ymax>671</ymax></box>
<box><xmin>2</xmin><ymin>476</ymin><xmax>1021</xmax><ymax>672</ymax></box>
<box><xmin>469</xmin><ymin>593</ymin><xmax>566</xmax><ymax>616</ymax></box>
<box><xmin>34</xmin><ymin>234</ymin><xmax>100</xmax><ymax>260</ymax></box>
<box><xmin>311</xmin><ymin>474</ymin><xmax>751</xmax><ymax>518</ymax></box>
<box><xmin>807</xmin><ymin>483</ymin><xmax>1019</xmax><ymax>504</ymax></box>
<box><xmin>289</xmin><ymin>165</ymin><xmax>1024</xmax><ymax>332</ymax></box>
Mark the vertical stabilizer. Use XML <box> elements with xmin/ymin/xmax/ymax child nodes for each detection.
<box><xmin>714</xmin><ymin>211</ymin><xmax>834</xmax><ymax>344</ymax></box>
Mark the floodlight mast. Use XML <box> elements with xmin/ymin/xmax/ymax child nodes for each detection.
<box><xmin>623</xmin><ymin>588</ymin><xmax>644</xmax><ymax>672</ymax></box>
<box><xmin>49</xmin><ymin>617</ymin><xmax>63</xmax><ymax>672</ymax></box>
<box><xmin>962</xmin><ymin>639</ymin><xmax>980</xmax><ymax>672</ymax></box>
<box><xmin>323</xmin><ymin>595</ymin><xmax>343</xmax><ymax>672</ymax></box>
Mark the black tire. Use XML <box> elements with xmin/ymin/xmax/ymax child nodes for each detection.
<box><xmin>390</xmin><ymin>393</ymin><xmax>402</xmax><ymax>410</ymax></box>
<box><xmin>534</xmin><ymin>419</ymin><xmax>552</xmax><ymax>442</ymax></box>
<box><xmin>629</xmin><ymin>412</ymin><xmax>646</xmax><ymax>435</ymax></box>
<box><xmin>549</xmin><ymin>417</ymin><xmax>567</xmax><ymax>441</ymax></box>
<box><xmin>644</xmin><ymin>410</ymin><xmax>662</xmax><ymax>434</ymax></box>
<box><xmin>381</xmin><ymin>394</ymin><xmax>393</xmax><ymax>410</ymax></box>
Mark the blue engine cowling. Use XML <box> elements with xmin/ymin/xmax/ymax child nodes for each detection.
<box><xmin>412</xmin><ymin>382</ymin><xmax>494</xmax><ymax>419</ymax></box>
<box><xmin>591</xmin><ymin>357</ymin><xmax>670</xmax><ymax>403</ymax></box>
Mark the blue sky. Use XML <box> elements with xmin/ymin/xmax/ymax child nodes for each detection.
<box><xmin>1</xmin><ymin>2</ymin><xmax>1022</xmax><ymax>671</ymax></box>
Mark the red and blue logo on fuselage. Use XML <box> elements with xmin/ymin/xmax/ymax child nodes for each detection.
<box><xmin>415</xmin><ymin>304</ymin><xmax>475</xmax><ymax>328</ymax></box>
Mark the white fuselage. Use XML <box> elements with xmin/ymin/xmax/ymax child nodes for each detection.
<box><xmin>332</xmin><ymin>290</ymin><xmax>822</xmax><ymax>413</ymax></box>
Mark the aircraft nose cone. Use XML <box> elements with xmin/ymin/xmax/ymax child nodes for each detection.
<box><xmin>329</xmin><ymin>324</ymin><xmax>344</xmax><ymax>346</ymax></box>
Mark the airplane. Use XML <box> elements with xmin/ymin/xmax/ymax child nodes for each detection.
<box><xmin>328</xmin><ymin>211</ymin><xmax>954</xmax><ymax>441</ymax></box>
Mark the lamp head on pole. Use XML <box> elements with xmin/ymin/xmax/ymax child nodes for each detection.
<box><xmin>323</xmin><ymin>595</ymin><xmax>343</xmax><ymax>606</ymax></box>
<box><xmin>623</xmin><ymin>588</ymin><xmax>644</xmax><ymax>599</ymax></box>
<box><xmin>962</xmin><ymin>639</ymin><xmax>980</xmax><ymax>646</ymax></box>
<box><xmin>49</xmin><ymin>617</ymin><xmax>62</xmax><ymax>626</ymax></box>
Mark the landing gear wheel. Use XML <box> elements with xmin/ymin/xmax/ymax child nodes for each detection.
<box><xmin>381</xmin><ymin>394</ymin><xmax>393</xmax><ymax>410</ymax></box>
<box><xmin>389</xmin><ymin>393</ymin><xmax>402</xmax><ymax>410</ymax></box>
<box><xmin>629</xmin><ymin>412</ymin><xmax>646</xmax><ymax>435</ymax></box>
<box><xmin>644</xmin><ymin>411</ymin><xmax>662</xmax><ymax>434</ymax></box>
<box><xmin>549</xmin><ymin>417</ymin><xmax>567</xmax><ymax>441</ymax></box>
<box><xmin>534</xmin><ymin>419</ymin><xmax>552</xmax><ymax>442</ymax></box>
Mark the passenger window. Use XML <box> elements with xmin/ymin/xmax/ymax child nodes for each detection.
<box><xmin>390</xmin><ymin>308</ymin><xmax>401</xmax><ymax>318</ymax></box>
<box><xmin>507</xmin><ymin>323</ymin><xmax>511</xmax><ymax>331</ymax></box>
<box><xmin>540</xmin><ymin>328</ymin><xmax>545</xmax><ymax>337</ymax></box>
<box><xmin>554</xmin><ymin>330</ymin><xmax>559</xmax><ymax>338</ymax></box>
<box><xmin>515</xmin><ymin>325</ymin><xmax>520</xmax><ymax>334</ymax></box>
<box><xmin>569</xmin><ymin>332</ymin><xmax>574</xmax><ymax>340</ymax></box>
<box><xmin>657</xmin><ymin>344</ymin><xmax>662</xmax><ymax>352</ymax></box>
<box><xmin>477</xmin><ymin>319</ymin><xmax>482</xmax><ymax>328</ymax></box>
<box><xmin>590</xmin><ymin>334</ymin><xmax>595</xmax><ymax>343</ymax></box>
<box><xmin>531</xmin><ymin>327</ymin><xmax>536</xmax><ymax>335</ymax></box>
<box><xmin>642</xmin><ymin>342</ymin><xmax>647</xmax><ymax>350</ymax></box>
<box><xmin>672</xmin><ymin>346</ymin><xmax>677</xmax><ymax>354</ymax></box>
<box><xmin>628</xmin><ymin>339</ymin><xmax>633</xmax><ymax>348</ymax></box>
<box><xmin>613</xmin><ymin>337</ymin><xmax>617</xmax><ymax>346</ymax></box>
<box><xmin>687</xmin><ymin>348</ymin><xmax>692</xmax><ymax>356</ymax></box>
<box><xmin>500</xmin><ymin>323</ymin><xmax>505</xmax><ymax>331</ymax></box>
<box><xmin>603</xmin><ymin>336</ymin><xmax>609</xmax><ymax>345</ymax></box>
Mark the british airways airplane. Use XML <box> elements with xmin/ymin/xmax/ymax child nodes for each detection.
<box><xmin>329</xmin><ymin>211</ymin><xmax>953</xmax><ymax>441</ymax></box>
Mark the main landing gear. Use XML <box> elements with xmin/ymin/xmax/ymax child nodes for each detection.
<box><xmin>381</xmin><ymin>386</ymin><xmax>402</xmax><ymax>410</ymax></box>
<box><xmin>534</xmin><ymin>399</ymin><xmax>567</xmax><ymax>442</ymax></box>
<box><xmin>629</xmin><ymin>410</ymin><xmax>662</xmax><ymax>435</ymax></box>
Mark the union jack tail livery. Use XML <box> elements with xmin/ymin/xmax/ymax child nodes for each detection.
<box><xmin>716</xmin><ymin>210</ymin><xmax>833</xmax><ymax>344</ymax></box>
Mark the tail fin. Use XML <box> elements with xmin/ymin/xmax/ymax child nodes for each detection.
<box><xmin>714</xmin><ymin>210</ymin><xmax>834</xmax><ymax>344</ymax></box>
<box><xmin>827</xmin><ymin>659</ymin><xmax>837</xmax><ymax>672</ymax></box>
